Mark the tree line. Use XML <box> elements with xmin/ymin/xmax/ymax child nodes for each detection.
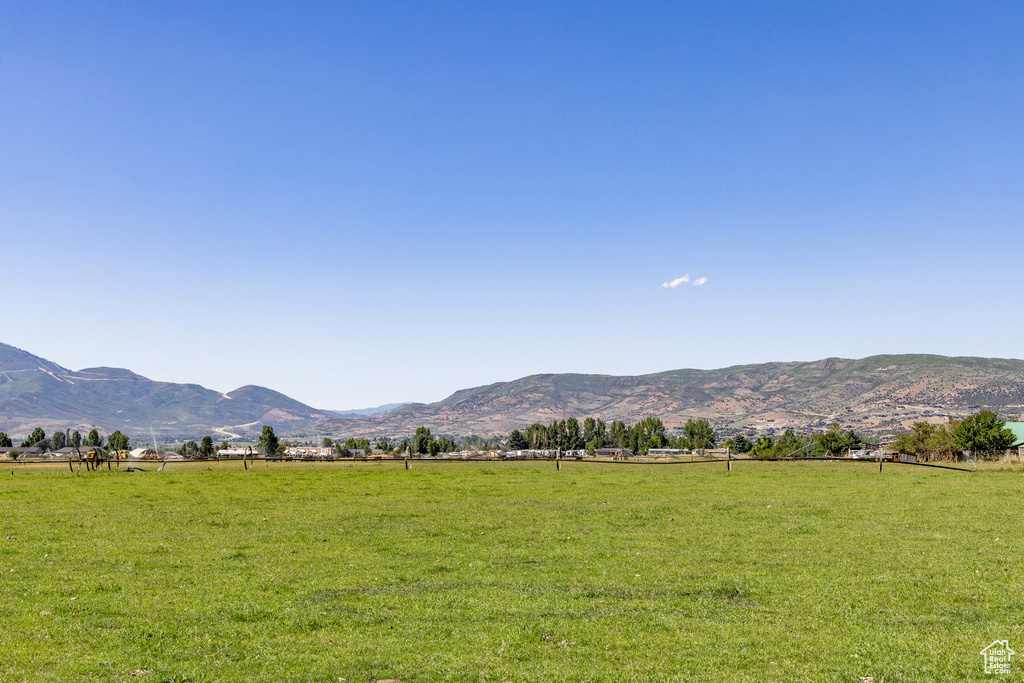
<box><xmin>279</xmin><ymin>417</ymin><xmax>720</xmax><ymax>458</ymax></box>
<box><xmin>0</xmin><ymin>427</ymin><xmax>129</xmax><ymax>456</ymax></box>
<box><xmin>722</xmin><ymin>410</ymin><xmax>1019</xmax><ymax>462</ymax></box>
<box><xmin>316</xmin><ymin>431</ymin><xmax>497</xmax><ymax>457</ymax></box>
<box><xmin>177</xmin><ymin>435</ymin><xmax>230</xmax><ymax>458</ymax></box>
<box><xmin>505</xmin><ymin>417</ymin><xmax>717</xmax><ymax>455</ymax></box>
<box><xmin>719</xmin><ymin>423</ymin><xmax>860</xmax><ymax>459</ymax></box>
<box><xmin>890</xmin><ymin>410</ymin><xmax>1016</xmax><ymax>461</ymax></box>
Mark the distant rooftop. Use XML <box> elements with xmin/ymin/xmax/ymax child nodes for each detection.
<box><xmin>1004</xmin><ymin>422</ymin><xmax>1024</xmax><ymax>447</ymax></box>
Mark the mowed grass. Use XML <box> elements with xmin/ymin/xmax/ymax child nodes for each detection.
<box><xmin>1</xmin><ymin>459</ymin><xmax>1022</xmax><ymax>682</ymax></box>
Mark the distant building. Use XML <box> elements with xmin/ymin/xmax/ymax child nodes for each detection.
<box><xmin>503</xmin><ymin>449</ymin><xmax>581</xmax><ymax>459</ymax></box>
<box><xmin>284</xmin><ymin>446</ymin><xmax>332</xmax><ymax>458</ymax></box>
<box><xmin>594</xmin><ymin>448</ymin><xmax>634</xmax><ymax>459</ymax></box>
<box><xmin>0</xmin><ymin>446</ymin><xmax>43</xmax><ymax>458</ymax></box>
<box><xmin>1003</xmin><ymin>422</ymin><xmax>1024</xmax><ymax>457</ymax></box>
<box><xmin>217</xmin><ymin>448</ymin><xmax>255</xmax><ymax>458</ymax></box>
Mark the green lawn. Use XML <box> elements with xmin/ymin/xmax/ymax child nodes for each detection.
<box><xmin>0</xmin><ymin>459</ymin><xmax>1021</xmax><ymax>682</ymax></box>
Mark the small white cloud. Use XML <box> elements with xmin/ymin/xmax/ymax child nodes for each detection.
<box><xmin>661</xmin><ymin>274</ymin><xmax>690</xmax><ymax>288</ymax></box>
<box><xmin>692</xmin><ymin>277</ymin><xmax>708</xmax><ymax>286</ymax></box>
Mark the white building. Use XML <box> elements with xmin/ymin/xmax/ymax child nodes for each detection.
<box><xmin>284</xmin><ymin>446</ymin><xmax>332</xmax><ymax>458</ymax></box>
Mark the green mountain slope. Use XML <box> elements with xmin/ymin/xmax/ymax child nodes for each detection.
<box><xmin>0</xmin><ymin>343</ymin><xmax>330</xmax><ymax>440</ymax></box>
<box><xmin>305</xmin><ymin>354</ymin><xmax>1024</xmax><ymax>440</ymax></box>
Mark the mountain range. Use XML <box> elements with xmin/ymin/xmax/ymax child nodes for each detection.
<box><xmin>5</xmin><ymin>341</ymin><xmax>1024</xmax><ymax>442</ymax></box>
<box><xmin>0</xmin><ymin>342</ymin><xmax>331</xmax><ymax>441</ymax></box>
<box><xmin>304</xmin><ymin>354</ymin><xmax>1024</xmax><ymax>441</ymax></box>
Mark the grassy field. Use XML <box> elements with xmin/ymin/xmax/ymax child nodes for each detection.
<box><xmin>0</xmin><ymin>459</ymin><xmax>1021</xmax><ymax>682</ymax></box>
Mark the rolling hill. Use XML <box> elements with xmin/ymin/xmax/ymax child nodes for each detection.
<box><xmin>303</xmin><ymin>354</ymin><xmax>1024</xmax><ymax>440</ymax></box>
<box><xmin>0</xmin><ymin>343</ymin><xmax>330</xmax><ymax>441</ymax></box>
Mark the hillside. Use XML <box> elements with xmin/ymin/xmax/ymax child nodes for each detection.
<box><xmin>303</xmin><ymin>354</ymin><xmax>1024</xmax><ymax>440</ymax></box>
<box><xmin>0</xmin><ymin>343</ymin><xmax>330</xmax><ymax>441</ymax></box>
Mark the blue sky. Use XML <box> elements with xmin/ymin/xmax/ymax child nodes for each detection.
<box><xmin>2</xmin><ymin>2</ymin><xmax>1023</xmax><ymax>409</ymax></box>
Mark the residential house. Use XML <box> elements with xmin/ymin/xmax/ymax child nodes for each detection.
<box><xmin>1004</xmin><ymin>422</ymin><xmax>1024</xmax><ymax>458</ymax></box>
<box><xmin>0</xmin><ymin>446</ymin><xmax>43</xmax><ymax>458</ymax></box>
<box><xmin>594</xmin><ymin>448</ymin><xmax>634</xmax><ymax>459</ymax></box>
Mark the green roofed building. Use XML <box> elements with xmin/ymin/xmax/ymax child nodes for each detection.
<box><xmin>1003</xmin><ymin>422</ymin><xmax>1024</xmax><ymax>455</ymax></box>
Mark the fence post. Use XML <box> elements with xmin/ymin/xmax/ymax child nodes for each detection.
<box><xmin>405</xmin><ymin>457</ymin><xmax>410</xmax><ymax>470</ymax></box>
<box><xmin>879</xmin><ymin>458</ymin><xmax>883</xmax><ymax>473</ymax></box>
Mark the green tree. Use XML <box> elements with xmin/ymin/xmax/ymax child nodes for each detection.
<box><xmin>582</xmin><ymin>417</ymin><xmax>607</xmax><ymax>448</ymax></box>
<box><xmin>427</xmin><ymin>439</ymin><xmax>442</xmax><ymax>457</ymax></box>
<box><xmin>199</xmin><ymin>435</ymin><xmax>215</xmax><ymax>458</ymax></box>
<box><xmin>634</xmin><ymin>417</ymin><xmax>665</xmax><ymax>453</ymax></box>
<box><xmin>891</xmin><ymin>422</ymin><xmax>933</xmax><ymax>457</ymax></box>
<box><xmin>180</xmin><ymin>440</ymin><xmax>199</xmax><ymax>458</ymax></box>
<box><xmin>525</xmin><ymin>423</ymin><xmax>548</xmax><ymax>449</ymax></box>
<box><xmin>0</xmin><ymin>432</ymin><xmax>11</xmax><ymax>448</ymax></box>
<box><xmin>683</xmin><ymin>419</ymin><xmax>716</xmax><ymax>450</ymax></box>
<box><xmin>891</xmin><ymin>421</ymin><xmax>959</xmax><ymax>461</ymax></box>
<box><xmin>627</xmin><ymin>424</ymin><xmax>642</xmax><ymax>454</ymax></box>
<box><xmin>954</xmin><ymin>410</ymin><xmax>1015</xmax><ymax>460</ymax></box>
<box><xmin>50</xmin><ymin>430</ymin><xmax>67</xmax><ymax>451</ymax></box>
<box><xmin>816</xmin><ymin>422</ymin><xmax>860</xmax><ymax>456</ymax></box>
<box><xmin>22</xmin><ymin>427</ymin><xmax>46</xmax><ymax>448</ymax></box>
<box><xmin>322</xmin><ymin>437</ymin><xmax>333</xmax><ymax>449</ymax></box>
<box><xmin>70</xmin><ymin>431</ymin><xmax>82</xmax><ymax>448</ymax></box>
<box><xmin>925</xmin><ymin>420</ymin><xmax>959</xmax><ymax>460</ymax></box>
<box><xmin>750</xmin><ymin>435</ymin><xmax>775</xmax><ymax>458</ymax></box>
<box><xmin>506</xmin><ymin>429</ymin><xmax>529</xmax><ymax>450</ymax></box>
<box><xmin>564</xmin><ymin>417</ymin><xmax>583</xmax><ymax>450</ymax></box>
<box><xmin>108</xmin><ymin>430</ymin><xmax>130</xmax><ymax>453</ymax></box>
<box><xmin>732</xmin><ymin>433</ymin><xmax>752</xmax><ymax>454</ymax></box>
<box><xmin>771</xmin><ymin>429</ymin><xmax>808</xmax><ymax>457</ymax></box>
<box><xmin>344</xmin><ymin>437</ymin><xmax>370</xmax><ymax>451</ymax></box>
<box><xmin>609</xmin><ymin>420</ymin><xmax>628</xmax><ymax>448</ymax></box>
<box><xmin>548</xmin><ymin>420</ymin><xmax>566</xmax><ymax>451</ymax></box>
<box><xmin>412</xmin><ymin>427</ymin><xmax>432</xmax><ymax>455</ymax></box>
<box><xmin>582</xmin><ymin>418</ymin><xmax>596</xmax><ymax>445</ymax></box>
<box><xmin>220</xmin><ymin>441</ymin><xmax>230</xmax><ymax>451</ymax></box>
<box><xmin>257</xmin><ymin>425</ymin><xmax>279</xmax><ymax>457</ymax></box>
<box><xmin>84</xmin><ymin>429</ymin><xmax>103</xmax><ymax>448</ymax></box>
